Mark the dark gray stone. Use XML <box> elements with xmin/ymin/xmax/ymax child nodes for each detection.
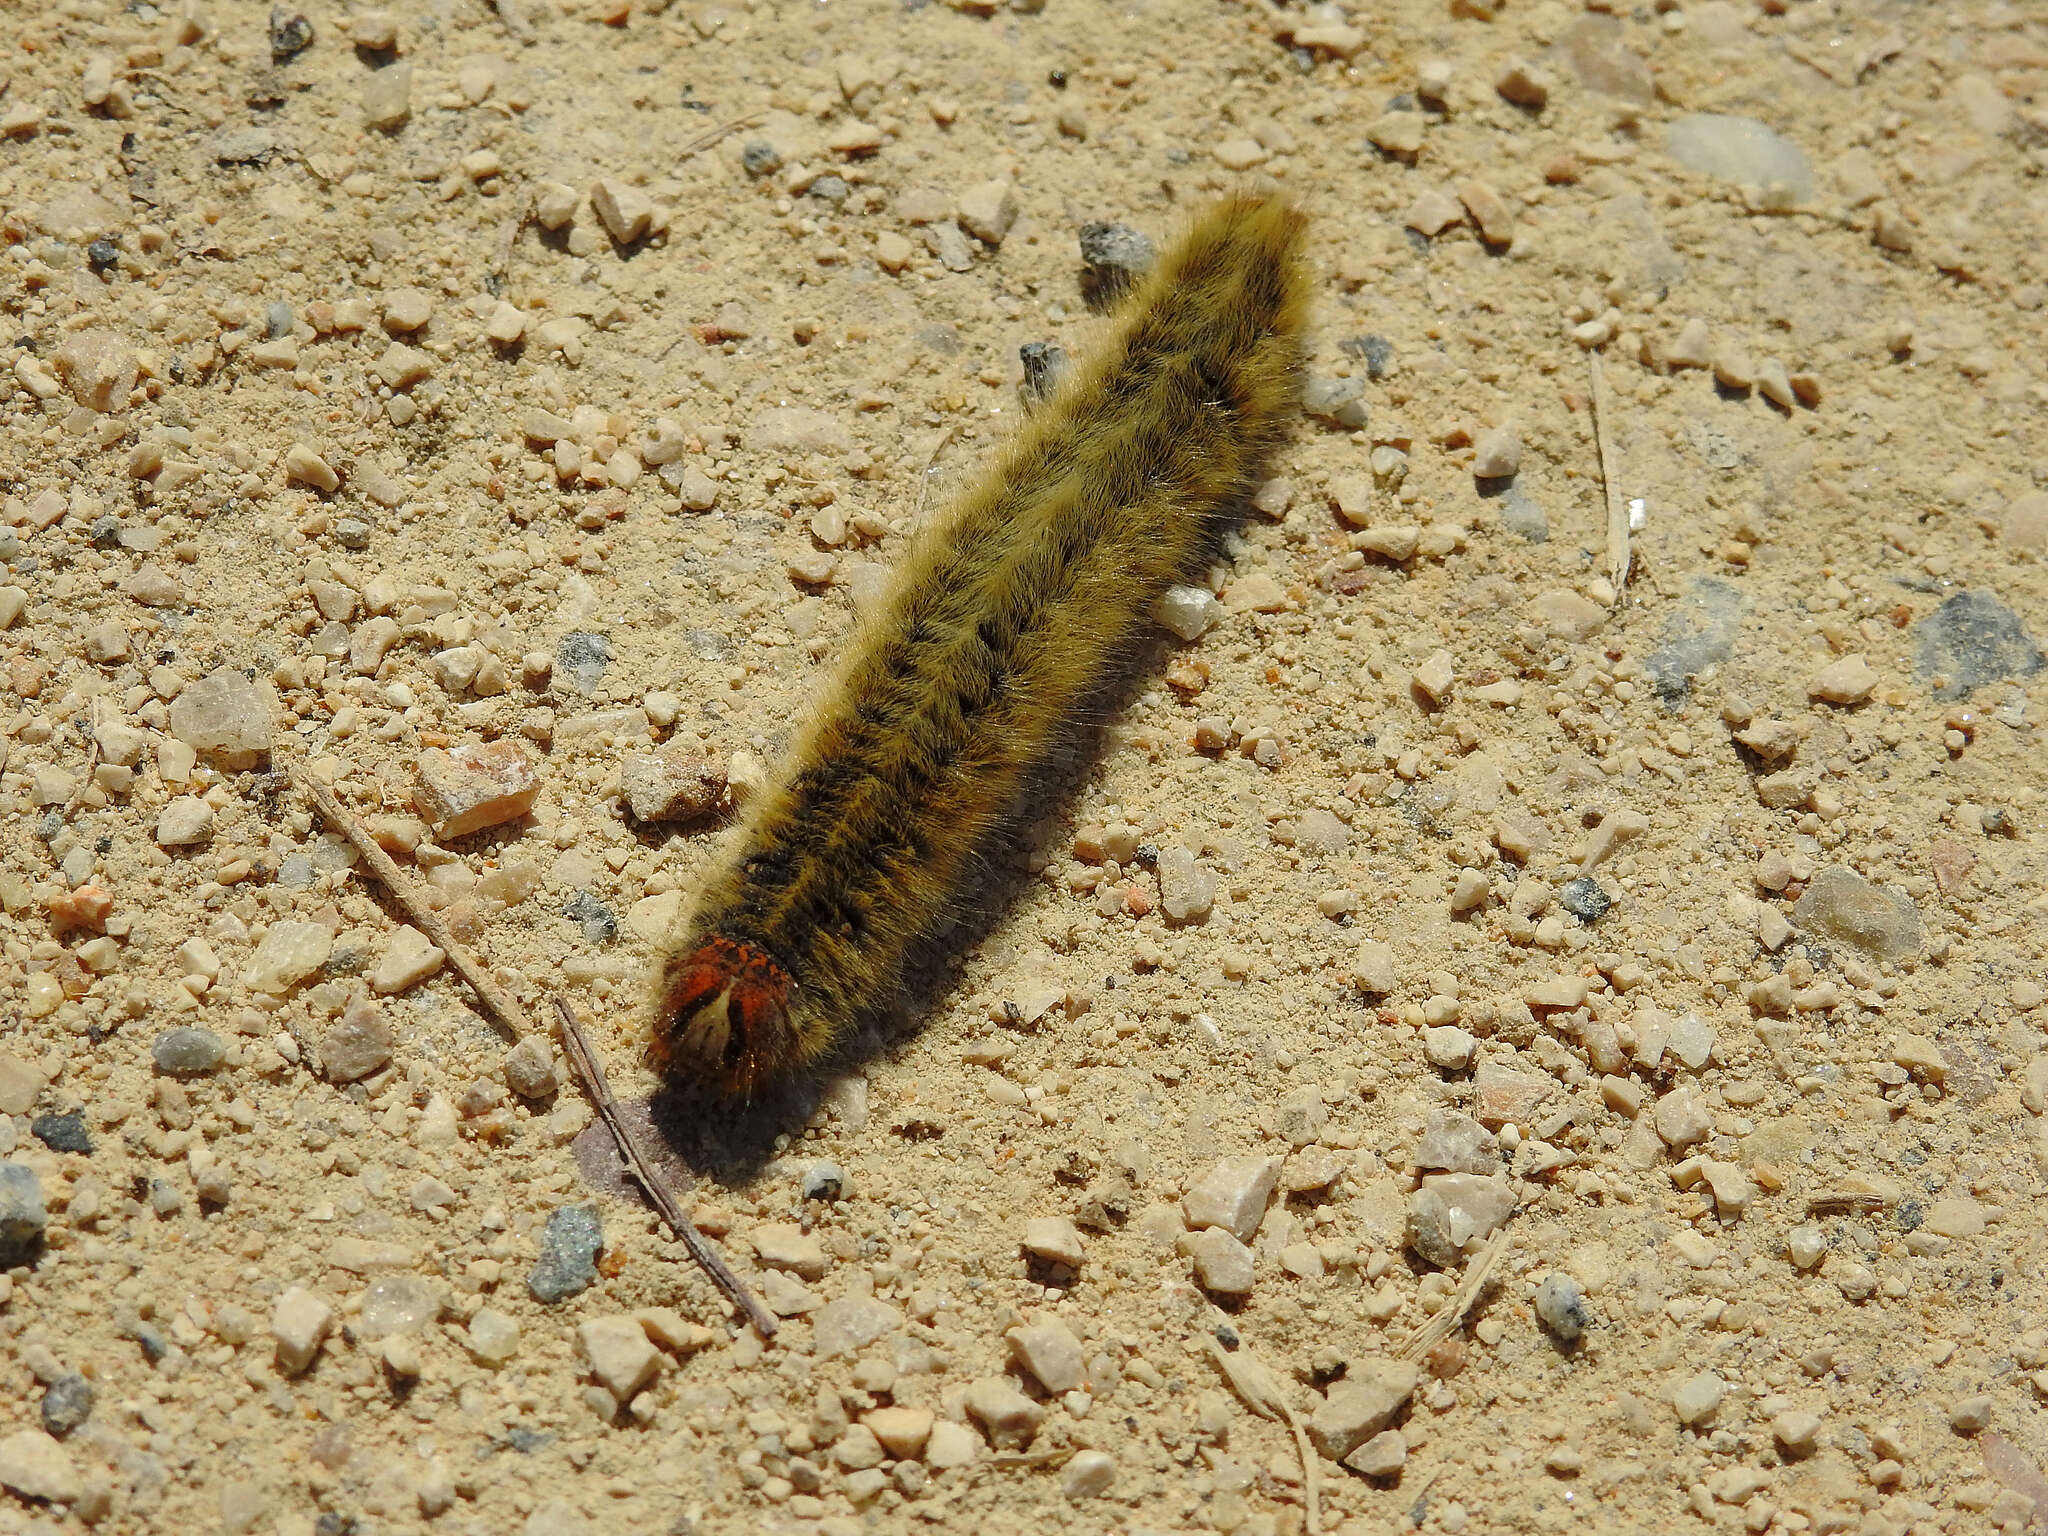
<box><xmin>30</xmin><ymin>1112</ymin><xmax>91</xmax><ymax>1154</ymax></box>
<box><xmin>741</xmin><ymin>141</ymin><xmax>782</xmax><ymax>177</ymax></box>
<box><xmin>1647</xmin><ymin>575</ymin><xmax>1743</xmax><ymax>701</ymax></box>
<box><xmin>556</xmin><ymin>631</ymin><xmax>612</xmax><ymax>693</ymax></box>
<box><xmin>1914</xmin><ymin>590</ymin><xmax>2044</xmax><ymax>701</ymax></box>
<box><xmin>1339</xmin><ymin>333</ymin><xmax>1395</xmax><ymax>379</ymax></box>
<box><xmin>41</xmin><ymin>1372</ymin><xmax>92</xmax><ymax>1436</ymax></box>
<box><xmin>528</xmin><ymin>1205</ymin><xmax>603</xmax><ymax>1304</ymax></box>
<box><xmin>1558</xmin><ymin>878</ymin><xmax>1613</xmax><ymax>922</ymax></box>
<box><xmin>683</xmin><ymin>629</ymin><xmax>732</xmax><ymax>662</ymax></box>
<box><xmin>153</xmin><ymin>1026</ymin><xmax>226</xmax><ymax>1076</ymax></box>
<box><xmin>332</xmin><ymin>517</ymin><xmax>373</xmax><ymax>550</ymax></box>
<box><xmin>807</xmin><ymin>174</ymin><xmax>849</xmax><ymax>203</ymax></box>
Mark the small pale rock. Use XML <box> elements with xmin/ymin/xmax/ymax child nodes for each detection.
<box><xmin>1416</xmin><ymin>1110</ymin><xmax>1497</xmax><ymax>1174</ymax></box>
<box><xmin>155</xmin><ymin>796</ymin><xmax>216</xmax><ymax>846</ymax></box>
<box><xmin>623</xmin><ymin>746</ymin><xmax>725</xmax><ymax>824</ymax></box>
<box><xmin>371</xmin><ymin>924</ymin><xmax>444</xmax><ymax>994</ymax></box>
<box><xmin>1772</xmin><ymin>1411</ymin><xmax>1823</xmax><ymax>1457</ymax></box>
<box><xmin>1157</xmin><ymin>846</ymin><xmax>1215</xmax><ymax>924</ymax></box>
<box><xmin>242</xmin><ymin>920</ymin><xmax>333</xmax><ymax>993</ymax></box>
<box><xmin>1530</xmin><ymin>589</ymin><xmax>1606</xmax><ymax>640</ymax></box>
<box><xmin>1182</xmin><ymin>1156</ymin><xmax>1280</xmax><ymax>1242</ymax></box>
<box><xmin>1345</xmin><ymin>1430</ymin><xmax>1407</xmax><ymax>1478</ymax></box>
<box><xmin>1673</xmin><ymin>1371</ymin><xmax>1725</xmax><ymax>1426</ymax></box>
<box><xmin>1472</xmin><ymin>427</ymin><xmax>1522</xmax><ymax>479</ymax></box>
<box><xmin>1309</xmin><ymin>1359</ymin><xmax>1420</xmax><ymax>1461</ymax></box>
<box><xmin>1950</xmin><ymin>1396</ymin><xmax>1993</xmax><ymax>1434</ymax></box>
<box><xmin>382</xmin><ymin>288</ymin><xmax>433</xmax><ymax>332</ymax></box>
<box><xmin>1062</xmin><ymin>1449</ymin><xmax>1117</xmax><ymax>1499</ymax></box>
<box><xmin>1666</xmin><ymin>317</ymin><xmax>1713</xmax><ymax>370</ymax></box>
<box><xmin>2003</xmin><ymin>492</ymin><xmax>2048</xmax><ymax>552</ymax></box>
<box><xmin>272</xmin><ymin>1286</ymin><xmax>334</xmax><ymax>1375</ymax></box>
<box><xmin>1022</xmin><ymin>1215</ymin><xmax>1087</xmax><ymax>1268</ymax></box>
<box><xmin>1424</xmin><ymin>1026</ymin><xmax>1477</xmax><ymax>1071</ymax></box>
<box><xmin>591</xmin><ymin>179</ymin><xmax>653</xmax><ymax>244</ymax></box>
<box><xmin>1007</xmin><ymin>1316</ymin><xmax>1086</xmax><ymax>1393</ymax></box>
<box><xmin>1179</xmin><ymin>1227</ymin><xmax>1256</xmax><ymax>1293</ymax></box>
<box><xmin>319</xmin><ymin>998</ymin><xmax>394</xmax><ymax>1082</ymax></box>
<box><xmin>1153</xmin><ymin>584</ymin><xmax>1224</xmax><ymax>641</ymax></box>
<box><xmin>153</xmin><ymin>1025</ymin><xmax>224</xmax><ymax>1075</ymax></box>
<box><xmin>579</xmin><ymin>1314</ymin><xmax>662</xmax><ymax>1400</ymax></box>
<box><xmin>0</xmin><ymin>1429</ymin><xmax>83</xmax><ymax>1504</ymax></box>
<box><xmin>502</xmin><ymin>1037</ymin><xmax>559</xmax><ymax>1100</ymax></box>
<box><xmin>754</xmin><ymin>1223</ymin><xmax>830</xmax><ymax>1280</ymax></box>
<box><xmin>956</xmin><ymin>180</ymin><xmax>1018</xmax><ymax>245</ymax></box>
<box><xmin>1413</xmin><ymin>649</ymin><xmax>1456</xmax><ymax>704</ymax></box>
<box><xmin>1808</xmin><ymin>654</ymin><xmax>1877</xmax><ymax>705</ymax></box>
<box><xmin>415</xmin><ymin>741</ymin><xmax>539</xmax><ymax>837</ymax></box>
<box><xmin>1213</xmin><ymin>136</ymin><xmax>1269</xmax><ymax>171</ymax></box>
<box><xmin>284</xmin><ymin>443</ymin><xmax>341</xmax><ymax>493</ymax></box>
<box><xmin>1534</xmin><ymin>1274</ymin><xmax>1591</xmax><ymax>1343</ymax></box>
<box><xmin>1665</xmin><ymin>113</ymin><xmax>1813</xmax><ymax>203</ymax></box>
<box><xmin>1654</xmin><ymin>1087</ymin><xmax>1711</xmax><ymax>1149</ymax></box>
<box><xmin>0</xmin><ymin>1163</ymin><xmax>48</xmax><ymax>1267</ymax></box>
<box><xmin>866</xmin><ymin>1405</ymin><xmax>934</xmax><ymax>1459</ymax></box>
<box><xmin>812</xmin><ymin>1293</ymin><xmax>903</xmax><ymax>1359</ymax></box>
<box><xmin>1456</xmin><ymin>179</ymin><xmax>1515</xmax><ymax>246</ymax></box>
<box><xmin>926</xmin><ymin>1419</ymin><xmax>979</xmax><ymax>1468</ymax></box>
<box><xmin>1404</xmin><ymin>187</ymin><xmax>1465</xmax><ymax>237</ymax></box>
<box><xmin>1407</xmin><ymin>1173</ymin><xmax>1515</xmax><ymax>1265</ymax></box>
<box><xmin>1922</xmin><ymin>1198</ymin><xmax>1986</xmax><ymax>1240</ymax></box>
<box><xmin>1354</xmin><ymin>940</ymin><xmax>1397</xmax><ymax>995</ymax></box>
<box><xmin>1367</xmin><ymin>111</ymin><xmax>1424</xmax><ymax>158</ymax></box>
<box><xmin>1474</xmin><ymin>1062</ymin><xmax>1554</xmax><ymax>1127</ymax></box>
<box><xmin>467</xmin><ymin>1309</ymin><xmax>521</xmax><ymax>1366</ymax></box>
<box><xmin>168</xmin><ymin>668</ymin><xmax>275</xmax><ymax>767</ymax></box>
<box><xmin>964</xmin><ymin>1377</ymin><xmax>1044</xmax><ymax>1449</ymax></box>
<box><xmin>1792</xmin><ymin>865</ymin><xmax>1921</xmax><ymax>959</ymax></box>
<box><xmin>361</xmin><ymin>62</ymin><xmax>412</xmax><ymax>129</ymax></box>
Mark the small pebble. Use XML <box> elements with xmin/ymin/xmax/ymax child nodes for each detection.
<box><xmin>1558</xmin><ymin>877</ymin><xmax>1612</xmax><ymax>922</ymax></box>
<box><xmin>1179</xmin><ymin>1228</ymin><xmax>1256</xmax><ymax>1294</ymax></box>
<box><xmin>529</xmin><ymin>1205</ymin><xmax>604</xmax><ymax>1303</ymax></box>
<box><xmin>1309</xmin><ymin>1359</ymin><xmax>1420</xmax><ymax>1460</ymax></box>
<box><xmin>1472</xmin><ymin>427</ymin><xmax>1522</xmax><ymax>480</ymax></box>
<box><xmin>40</xmin><ymin>1374</ymin><xmax>92</xmax><ymax>1438</ymax></box>
<box><xmin>1007</xmin><ymin>1315</ymin><xmax>1086</xmax><ymax>1393</ymax></box>
<box><xmin>319</xmin><ymin>998</ymin><xmax>394</xmax><ymax>1082</ymax></box>
<box><xmin>1772</xmin><ymin>1410</ymin><xmax>1823</xmax><ymax>1458</ymax></box>
<box><xmin>272</xmin><ymin>1286</ymin><xmax>334</xmax><ymax>1376</ymax></box>
<box><xmin>31</xmin><ymin>1114</ymin><xmax>91</xmax><ymax>1154</ymax></box>
<box><xmin>1022</xmin><ymin>1215</ymin><xmax>1087</xmax><ymax>1268</ymax></box>
<box><xmin>1181</xmin><ymin>1156</ymin><xmax>1280</xmax><ymax>1242</ymax></box>
<box><xmin>802</xmin><ymin>1160</ymin><xmax>847</xmax><ymax>1201</ymax></box>
<box><xmin>1534</xmin><ymin>1274</ymin><xmax>1592</xmax><ymax>1344</ymax></box>
<box><xmin>1672</xmin><ymin>1370</ymin><xmax>1724</xmax><ymax>1426</ymax></box>
<box><xmin>1344</xmin><ymin>1429</ymin><xmax>1407</xmax><ymax>1478</ymax></box>
<box><xmin>0</xmin><ymin>1163</ymin><xmax>49</xmax><ymax>1266</ymax></box>
<box><xmin>152</xmin><ymin>1026</ymin><xmax>225</xmax><ymax>1076</ymax></box>
<box><xmin>154</xmin><ymin>796</ymin><xmax>216</xmax><ymax>847</ymax></box>
<box><xmin>964</xmin><ymin>1377</ymin><xmax>1045</xmax><ymax>1449</ymax></box>
<box><xmin>956</xmin><ymin>180</ymin><xmax>1018</xmax><ymax>245</ymax></box>
<box><xmin>1949</xmin><ymin>1396</ymin><xmax>1993</xmax><ymax>1435</ymax></box>
<box><xmin>1078</xmin><ymin>220</ymin><xmax>1157</xmax><ymax>308</ymax></box>
<box><xmin>1062</xmin><ymin>1449</ymin><xmax>1117</xmax><ymax>1500</ymax></box>
<box><xmin>1494</xmin><ymin>58</ymin><xmax>1552</xmax><ymax>109</ymax></box>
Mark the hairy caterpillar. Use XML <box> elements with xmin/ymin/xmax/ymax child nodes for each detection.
<box><xmin>649</xmin><ymin>194</ymin><xmax>1309</xmax><ymax>1097</ymax></box>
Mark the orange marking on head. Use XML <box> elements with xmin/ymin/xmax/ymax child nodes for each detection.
<box><xmin>649</xmin><ymin>934</ymin><xmax>797</xmax><ymax>1098</ymax></box>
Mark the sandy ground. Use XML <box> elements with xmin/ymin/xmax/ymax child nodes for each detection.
<box><xmin>2</xmin><ymin>0</ymin><xmax>2047</xmax><ymax>1533</ymax></box>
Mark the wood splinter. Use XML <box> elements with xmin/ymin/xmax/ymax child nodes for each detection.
<box><xmin>288</xmin><ymin>762</ymin><xmax>776</xmax><ymax>1340</ymax></box>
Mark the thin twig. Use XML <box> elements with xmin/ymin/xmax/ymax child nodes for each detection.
<box><xmin>1590</xmin><ymin>356</ymin><xmax>1631</xmax><ymax>597</ymax></box>
<box><xmin>1399</xmin><ymin>1226</ymin><xmax>1512</xmax><ymax>1364</ymax></box>
<box><xmin>1207</xmin><ymin>1336</ymin><xmax>1321</xmax><ymax>1534</ymax></box>
<box><xmin>678</xmin><ymin>111</ymin><xmax>768</xmax><ymax>160</ymax></box>
<box><xmin>1806</xmin><ymin>1190</ymin><xmax>1892</xmax><ymax>1216</ymax></box>
<box><xmin>286</xmin><ymin>762</ymin><xmax>538</xmax><ymax>1042</ymax></box>
<box><xmin>554</xmin><ymin>997</ymin><xmax>779</xmax><ymax>1340</ymax></box>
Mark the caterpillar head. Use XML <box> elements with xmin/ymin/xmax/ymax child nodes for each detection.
<box><xmin>648</xmin><ymin>934</ymin><xmax>799</xmax><ymax>1098</ymax></box>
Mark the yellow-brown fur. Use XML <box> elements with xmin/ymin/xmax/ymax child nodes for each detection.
<box><xmin>649</xmin><ymin>195</ymin><xmax>1309</xmax><ymax>1096</ymax></box>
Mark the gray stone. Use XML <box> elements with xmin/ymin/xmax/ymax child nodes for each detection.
<box><xmin>563</xmin><ymin>891</ymin><xmax>617</xmax><ymax>944</ymax></box>
<box><xmin>30</xmin><ymin>1113</ymin><xmax>90</xmax><ymax>1154</ymax></box>
<box><xmin>555</xmin><ymin>631</ymin><xmax>612</xmax><ymax>693</ymax></box>
<box><xmin>528</xmin><ymin>1205</ymin><xmax>603</xmax><ymax>1303</ymax></box>
<box><xmin>1017</xmin><ymin>341</ymin><xmax>1069</xmax><ymax>407</ymax></box>
<box><xmin>152</xmin><ymin>1026</ymin><xmax>225</xmax><ymax>1076</ymax></box>
<box><xmin>1914</xmin><ymin>590</ymin><xmax>2043</xmax><ymax>700</ymax></box>
<box><xmin>40</xmin><ymin>1373</ymin><xmax>92</xmax><ymax>1437</ymax></box>
<box><xmin>1344</xmin><ymin>1429</ymin><xmax>1407</xmax><ymax>1478</ymax></box>
<box><xmin>1647</xmin><ymin>576</ymin><xmax>1743</xmax><ymax>701</ymax></box>
<box><xmin>1309</xmin><ymin>1358</ymin><xmax>1419</xmax><ymax>1461</ymax></box>
<box><xmin>1078</xmin><ymin>220</ymin><xmax>1157</xmax><ymax>308</ymax></box>
<box><xmin>1533</xmin><ymin>1274</ymin><xmax>1592</xmax><ymax>1345</ymax></box>
<box><xmin>1415</xmin><ymin>1110</ymin><xmax>1498</xmax><ymax>1174</ymax></box>
<box><xmin>1497</xmin><ymin>484</ymin><xmax>1549</xmax><ymax>542</ymax></box>
<box><xmin>1664</xmin><ymin>113</ymin><xmax>1814</xmax><ymax>204</ymax></box>
<box><xmin>1792</xmin><ymin>865</ymin><xmax>1922</xmax><ymax>959</ymax></box>
<box><xmin>319</xmin><ymin>998</ymin><xmax>394</xmax><ymax>1083</ymax></box>
<box><xmin>1558</xmin><ymin>878</ymin><xmax>1612</xmax><ymax>922</ymax></box>
<box><xmin>1302</xmin><ymin>376</ymin><xmax>1369</xmax><ymax>430</ymax></box>
<box><xmin>0</xmin><ymin>1163</ymin><xmax>47</xmax><ymax>1267</ymax></box>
